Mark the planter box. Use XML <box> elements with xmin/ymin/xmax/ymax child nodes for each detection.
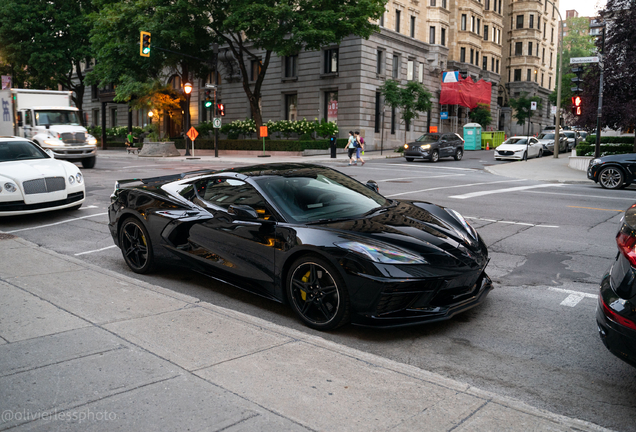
<box><xmin>568</xmin><ymin>155</ymin><xmax>593</xmax><ymax>171</ymax></box>
<box><xmin>139</xmin><ymin>142</ymin><xmax>180</xmax><ymax>157</ymax></box>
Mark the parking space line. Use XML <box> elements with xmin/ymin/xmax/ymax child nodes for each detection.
<box><xmin>523</xmin><ymin>190</ymin><xmax>635</xmax><ymax>201</ymax></box>
<box><xmin>465</xmin><ymin>216</ymin><xmax>559</xmax><ymax>228</ymax></box>
<box><xmin>548</xmin><ymin>287</ymin><xmax>597</xmax><ymax>308</ymax></box>
<box><xmin>4</xmin><ymin>212</ymin><xmax>108</xmax><ymax>234</ymax></box>
<box><xmin>567</xmin><ymin>205</ymin><xmax>625</xmax><ymax>212</ymax></box>
<box><xmin>377</xmin><ymin>174</ymin><xmax>466</xmax><ymax>182</ymax></box>
<box><xmin>386</xmin><ymin>179</ymin><xmax>525</xmax><ymax>197</ymax></box>
<box><xmin>75</xmin><ymin>245</ymin><xmax>118</xmax><ymax>256</ymax></box>
<box><xmin>449</xmin><ymin>183</ymin><xmax>566</xmax><ymax>199</ymax></box>
<box><xmin>390</xmin><ymin>163</ymin><xmax>478</xmax><ymax>172</ymax></box>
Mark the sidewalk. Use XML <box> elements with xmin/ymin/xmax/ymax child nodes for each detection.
<box><xmin>0</xmin><ymin>236</ymin><xmax>611</xmax><ymax>431</ymax></box>
<box><xmin>483</xmin><ymin>154</ymin><xmax>589</xmax><ymax>184</ymax></box>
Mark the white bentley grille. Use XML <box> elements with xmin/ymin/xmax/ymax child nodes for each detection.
<box><xmin>22</xmin><ymin>177</ymin><xmax>66</xmax><ymax>195</ymax></box>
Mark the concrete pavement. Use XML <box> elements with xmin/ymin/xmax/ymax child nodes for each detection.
<box><xmin>0</xmin><ymin>235</ymin><xmax>611</xmax><ymax>431</ymax></box>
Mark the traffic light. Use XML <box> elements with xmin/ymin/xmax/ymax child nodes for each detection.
<box><xmin>217</xmin><ymin>103</ymin><xmax>225</xmax><ymax>116</ymax></box>
<box><xmin>571</xmin><ymin>66</ymin><xmax>583</xmax><ymax>95</ymax></box>
<box><xmin>140</xmin><ymin>31</ymin><xmax>151</xmax><ymax>57</ymax></box>
<box><xmin>571</xmin><ymin>96</ymin><xmax>582</xmax><ymax>116</ymax></box>
<box><xmin>204</xmin><ymin>91</ymin><xmax>212</xmax><ymax>109</ymax></box>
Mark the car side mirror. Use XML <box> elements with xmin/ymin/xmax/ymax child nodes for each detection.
<box><xmin>228</xmin><ymin>204</ymin><xmax>259</xmax><ymax>221</ymax></box>
<box><xmin>365</xmin><ymin>180</ymin><xmax>379</xmax><ymax>193</ymax></box>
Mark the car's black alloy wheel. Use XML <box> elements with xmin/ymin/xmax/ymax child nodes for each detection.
<box><xmin>287</xmin><ymin>255</ymin><xmax>350</xmax><ymax>330</ymax></box>
<box><xmin>454</xmin><ymin>148</ymin><xmax>463</xmax><ymax>161</ymax></box>
<box><xmin>431</xmin><ymin>150</ymin><xmax>439</xmax><ymax>162</ymax></box>
<box><xmin>119</xmin><ymin>217</ymin><xmax>154</xmax><ymax>273</ymax></box>
<box><xmin>598</xmin><ymin>167</ymin><xmax>624</xmax><ymax>189</ymax></box>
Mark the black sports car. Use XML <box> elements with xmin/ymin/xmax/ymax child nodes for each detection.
<box><xmin>597</xmin><ymin>203</ymin><xmax>636</xmax><ymax>367</ymax></box>
<box><xmin>108</xmin><ymin>163</ymin><xmax>492</xmax><ymax>330</ymax></box>
<box><xmin>587</xmin><ymin>153</ymin><xmax>636</xmax><ymax>189</ymax></box>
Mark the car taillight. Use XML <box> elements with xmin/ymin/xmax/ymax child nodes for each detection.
<box><xmin>616</xmin><ymin>230</ymin><xmax>636</xmax><ymax>267</ymax></box>
<box><xmin>601</xmin><ymin>296</ymin><xmax>636</xmax><ymax>330</ymax></box>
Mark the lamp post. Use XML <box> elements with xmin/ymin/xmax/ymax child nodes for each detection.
<box><xmin>183</xmin><ymin>81</ymin><xmax>193</xmax><ymax>156</ymax></box>
<box><xmin>148</xmin><ymin>110</ymin><xmax>153</xmax><ymax>125</ymax></box>
<box><xmin>544</xmin><ymin>0</ymin><xmax>564</xmax><ymax>159</ymax></box>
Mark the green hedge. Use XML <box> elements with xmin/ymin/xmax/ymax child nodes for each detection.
<box><xmin>576</xmin><ymin>143</ymin><xmax>636</xmax><ymax>156</ymax></box>
<box><xmin>585</xmin><ymin>135</ymin><xmax>635</xmax><ymax>144</ymax></box>
<box><xmin>172</xmin><ymin>138</ymin><xmax>348</xmax><ymax>151</ymax></box>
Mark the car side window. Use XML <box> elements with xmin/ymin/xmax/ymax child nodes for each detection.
<box><xmin>195</xmin><ymin>177</ymin><xmax>272</xmax><ymax>220</ymax></box>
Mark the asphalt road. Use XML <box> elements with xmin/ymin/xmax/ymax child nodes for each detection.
<box><xmin>2</xmin><ymin>150</ymin><xmax>635</xmax><ymax>431</ymax></box>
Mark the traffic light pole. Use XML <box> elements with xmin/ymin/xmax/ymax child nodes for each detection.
<box><xmin>594</xmin><ymin>26</ymin><xmax>605</xmax><ymax>159</ymax></box>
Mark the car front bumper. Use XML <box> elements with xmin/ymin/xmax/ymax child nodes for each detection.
<box><xmin>0</xmin><ymin>191</ymin><xmax>84</xmax><ymax>216</ymax></box>
<box><xmin>404</xmin><ymin>151</ymin><xmax>431</xmax><ymax>160</ymax></box>
<box><xmin>42</xmin><ymin>145</ymin><xmax>97</xmax><ymax>160</ymax></box>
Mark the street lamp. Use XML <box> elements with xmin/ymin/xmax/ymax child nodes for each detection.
<box><xmin>183</xmin><ymin>81</ymin><xmax>192</xmax><ymax>156</ymax></box>
<box><xmin>148</xmin><ymin>110</ymin><xmax>153</xmax><ymax>125</ymax></box>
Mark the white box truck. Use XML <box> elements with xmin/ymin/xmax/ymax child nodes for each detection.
<box><xmin>0</xmin><ymin>88</ymin><xmax>97</xmax><ymax>168</ymax></box>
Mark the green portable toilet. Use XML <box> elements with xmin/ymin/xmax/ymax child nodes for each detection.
<box><xmin>463</xmin><ymin>123</ymin><xmax>482</xmax><ymax>150</ymax></box>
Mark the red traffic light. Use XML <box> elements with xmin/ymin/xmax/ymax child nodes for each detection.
<box><xmin>571</xmin><ymin>96</ymin><xmax>582</xmax><ymax>116</ymax></box>
<box><xmin>217</xmin><ymin>103</ymin><xmax>225</xmax><ymax>116</ymax></box>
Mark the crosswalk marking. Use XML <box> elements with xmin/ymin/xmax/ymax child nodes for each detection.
<box><xmin>449</xmin><ymin>183</ymin><xmax>566</xmax><ymax>199</ymax></box>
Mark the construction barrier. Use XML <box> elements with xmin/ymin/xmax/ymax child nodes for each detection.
<box><xmin>481</xmin><ymin>131</ymin><xmax>505</xmax><ymax>149</ymax></box>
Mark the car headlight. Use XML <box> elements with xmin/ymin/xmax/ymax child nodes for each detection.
<box><xmin>420</xmin><ymin>144</ymin><xmax>431</xmax><ymax>150</ymax></box>
<box><xmin>589</xmin><ymin>158</ymin><xmax>601</xmax><ymax>167</ymax></box>
<box><xmin>43</xmin><ymin>139</ymin><xmax>64</xmax><ymax>145</ymax></box>
<box><xmin>4</xmin><ymin>182</ymin><xmax>17</xmax><ymax>193</ymax></box>
<box><xmin>404</xmin><ymin>144</ymin><xmax>409</xmax><ymax>149</ymax></box>
<box><xmin>68</xmin><ymin>175</ymin><xmax>75</xmax><ymax>185</ymax></box>
<box><xmin>335</xmin><ymin>241</ymin><xmax>428</xmax><ymax>265</ymax></box>
<box><xmin>445</xmin><ymin>208</ymin><xmax>478</xmax><ymax>241</ymax></box>
<box><xmin>86</xmin><ymin>134</ymin><xmax>97</xmax><ymax>145</ymax></box>
<box><xmin>76</xmin><ymin>173</ymin><xmax>83</xmax><ymax>183</ymax></box>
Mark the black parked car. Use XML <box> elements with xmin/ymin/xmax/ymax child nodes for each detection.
<box><xmin>587</xmin><ymin>153</ymin><xmax>636</xmax><ymax>189</ymax></box>
<box><xmin>108</xmin><ymin>163</ymin><xmax>492</xmax><ymax>330</ymax></box>
<box><xmin>597</xmin><ymin>203</ymin><xmax>636</xmax><ymax>368</ymax></box>
<box><xmin>403</xmin><ymin>133</ymin><xmax>464</xmax><ymax>163</ymax></box>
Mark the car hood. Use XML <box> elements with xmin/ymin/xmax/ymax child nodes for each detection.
<box><xmin>317</xmin><ymin>201</ymin><xmax>488</xmax><ymax>271</ymax></box>
<box><xmin>497</xmin><ymin>143</ymin><xmax>528</xmax><ymax>151</ymax></box>
<box><xmin>0</xmin><ymin>158</ymin><xmax>78</xmax><ymax>181</ymax></box>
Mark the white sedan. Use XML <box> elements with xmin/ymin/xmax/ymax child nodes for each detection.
<box><xmin>0</xmin><ymin>137</ymin><xmax>85</xmax><ymax>216</ymax></box>
<box><xmin>494</xmin><ymin>136</ymin><xmax>543</xmax><ymax>161</ymax></box>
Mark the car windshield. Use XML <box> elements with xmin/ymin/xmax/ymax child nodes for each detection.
<box><xmin>35</xmin><ymin>110</ymin><xmax>81</xmax><ymax>126</ymax></box>
<box><xmin>0</xmin><ymin>141</ymin><xmax>49</xmax><ymax>162</ymax></box>
<box><xmin>563</xmin><ymin>132</ymin><xmax>575</xmax><ymax>138</ymax></box>
<box><xmin>504</xmin><ymin>138</ymin><xmax>529</xmax><ymax>144</ymax></box>
<box><xmin>254</xmin><ymin>168</ymin><xmax>389</xmax><ymax>224</ymax></box>
<box><xmin>538</xmin><ymin>133</ymin><xmax>555</xmax><ymax>139</ymax></box>
<box><xmin>414</xmin><ymin>134</ymin><xmax>441</xmax><ymax>143</ymax></box>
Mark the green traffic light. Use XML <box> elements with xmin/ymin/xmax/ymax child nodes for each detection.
<box><xmin>142</xmin><ymin>47</ymin><xmax>150</xmax><ymax>54</ymax></box>
<box><xmin>204</xmin><ymin>100</ymin><xmax>212</xmax><ymax>108</ymax></box>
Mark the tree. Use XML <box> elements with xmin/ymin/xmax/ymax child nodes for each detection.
<box><xmin>0</xmin><ymin>0</ymin><xmax>96</xmax><ymax>123</ymax></box>
<box><xmin>469</xmin><ymin>103</ymin><xmax>492</xmax><ymax>128</ymax></box>
<box><xmin>509</xmin><ymin>92</ymin><xmax>543</xmax><ymax>133</ymax></box>
<box><xmin>378</xmin><ymin>79</ymin><xmax>432</xmax><ymax>130</ymax></box>
<box><xmin>204</xmin><ymin>0</ymin><xmax>386</xmax><ymax>128</ymax></box>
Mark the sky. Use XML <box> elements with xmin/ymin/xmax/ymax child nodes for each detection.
<box><xmin>559</xmin><ymin>0</ymin><xmax>606</xmax><ymax>17</ymax></box>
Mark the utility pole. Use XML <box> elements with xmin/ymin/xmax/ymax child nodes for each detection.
<box><xmin>594</xmin><ymin>25</ymin><xmax>605</xmax><ymax>158</ymax></box>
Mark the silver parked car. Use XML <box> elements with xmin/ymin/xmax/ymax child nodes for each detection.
<box><xmin>536</xmin><ymin>131</ymin><xmax>568</xmax><ymax>154</ymax></box>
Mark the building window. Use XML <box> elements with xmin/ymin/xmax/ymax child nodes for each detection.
<box><xmin>461</xmin><ymin>14</ymin><xmax>467</xmax><ymax>31</ymax></box>
<box><xmin>375</xmin><ymin>92</ymin><xmax>382</xmax><ymax>132</ymax></box>
<box><xmin>542</xmin><ymin>48</ymin><xmax>545</xmax><ymax>64</ymax></box>
<box><xmin>395</xmin><ymin>10</ymin><xmax>401</xmax><ymax>33</ymax></box>
<box><xmin>284</xmin><ymin>55</ymin><xmax>298</xmax><ymax>78</ymax></box>
<box><xmin>491</xmin><ymin>57</ymin><xmax>495</xmax><ymax>71</ymax></box>
<box><xmin>514</xmin><ymin>69</ymin><xmax>521</xmax><ymax>81</ymax></box>
<box><xmin>325</xmin><ymin>91</ymin><xmax>338</xmax><ymax>123</ymax></box>
<box><xmin>285</xmin><ymin>94</ymin><xmax>297</xmax><ymax>121</ymax></box>
<box><xmin>418</xmin><ymin>62</ymin><xmax>424</xmax><ymax>82</ymax></box>
<box><xmin>92</xmin><ymin>108</ymin><xmax>100</xmax><ymax>127</ymax></box>
<box><xmin>541</xmin><ymin>73</ymin><xmax>544</xmax><ymax>86</ymax></box>
<box><xmin>407</xmin><ymin>60</ymin><xmax>414</xmax><ymax>80</ymax></box>
<box><xmin>482</xmin><ymin>56</ymin><xmax>487</xmax><ymax>71</ymax></box>
<box><xmin>429</xmin><ymin>26</ymin><xmax>435</xmax><ymax>44</ymax></box>
<box><xmin>376</xmin><ymin>50</ymin><xmax>383</xmax><ymax>74</ymax></box>
<box><xmin>515</xmin><ymin>42</ymin><xmax>522</xmax><ymax>56</ymax></box>
<box><xmin>529</xmin><ymin>14</ymin><xmax>534</xmax><ymax>29</ymax></box>
<box><xmin>498</xmin><ymin>0</ymin><xmax>502</xmax><ymax>13</ymax></box>
<box><xmin>496</xmin><ymin>59</ymin><xmax>499</xmax><ymax>73</ymax></box>
<box><xmin>110</xmin><ymin>107</ymin><xmax>117</xmax><ymax>127</ymax></box>
<box><xmin>380</xmin><ymin>11</ymin><xmax>384</xmax><ymax>27</ymax></box>
<box><xmin>549</xmin><ymin>76</ymin><xmax>552</xmax><ymax>89</ymax></box>
<box><xmin>477</xmin><ymin>18</ymin><xmax>481</xmax><ymax>35</ymax></box>
<box><xmin>551</xmin><ymin>27</ymin><xmax>554</xmax><ymax>43</ymax></box>
<box><xmin>410</xmin><ymin>16</ymin><xmax>416</xmax><ymax>37</ymax></box>
<box><xmin>550</xmin><ymin>52</ymin><xmax>553</xmax><ymax>68</ymax></box>
<box><xmin>441</xmin><ymin>28</ymin><xmax>446</xmax><ymax>46</ymax></box>
<box><xmin>544</xmin><ymin>23</ymin><xmax>546</xmax><ymax>38</ymax></box>
<box><xmin>431</xmin><ymin>0</ymin><xmax>436</xmax><ymax>5</ymax></box>
<box><xmin>486</xmin><ymin>0</ymin><xmax>490</xmax><ymax>9</ymax></box>
<box><xmin>528</xmin><ymin>42</ymin><xmax>533</xmax><ymax>56</ymax></box>
<box><xmin>324</xmin><ymin>48</ymin><xmax>338</xmax><ymax>73</ymax></box>
<box><xmin>391</xmin><ymin>106</ymin><xmax>396</xmax><ymax>134</ymax></box>
<box><xmin>460</xmin><ymin>47</ymin><xmax>466</xmax><ymax>63</ymax></box>
<box><xmin>476</xmin><ymin>51</ymin><xmax>480</xmax><ymax>66</ymax></box>
<box><xmin>527</xmin><ymin>69</ymin><xmax>531</xmax><ymax>81</ymax></box>
<box><xmin>484</xmin><ymin>25</ymin><xmax>489</xmax><ymax>41</ymax></box>
<box><xmin>392</xmin><ymin>54</ymin><xmax>399</xmax><ymax>79</ymax></box>
<box><xmin>471</xmin><ymin>16</ymin><xmax>475</xmax><ymax>32</ymax></box>
<box><xmin>516</xmin><ymin>15</ymin><xmax>524</xmax><ymax>29</ymax></box>
<box><xmin>497</xmin><ymin>28</ymin><xmax>501</xmax><ymax>44</ymax></box>
<box><xmin>442</xmin><ymin>0</ymin><xmax>447</xmax><ymax>8</ymax></box>
<box><xmin>534</xmin><ymin>70</ymin><xmax>538</xmax><ymax>82</ymax></box>
<box><xmin>538</xmin><ymin>16</ymin><xmax>541</xmax><ymax>29</ymax></box>
<box><xmin>470</xmin><ymin>48</ymin><xmax>474</xmax><ymax>64</ymax></box>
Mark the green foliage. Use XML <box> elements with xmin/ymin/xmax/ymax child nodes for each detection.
<box><xmin>584</xmin><ymin>135</ymin><xmax>635</xmax><ymax>144</ymax></box>
<box><xmin>379</xmin><ymin>80</ymin><xmax>432</xmax><ymax>126</ymax></box>
<box><xmin>315</xmin><ymin>118</ymin><xmax>339</xmax><ymax>138</ymax></box>
<box><xmin>509</xmin><ymin>93</ymin><xmax>543</xmax><ymax>125</ymax></box>
<box><xmin>172</xmin><ymin>139</ymin><xmax>348</xmax><ymax>151</ymax></box>
<box><xmin>217</xmin><ymin>118</ymin><xmax>338</xmax><ymax>140</ymax></box>
<box><xmin>87</xmin><ymin>126</ymin><xmax>144</xmax><ymax>140</ymax></box>
<box><xmin>469</xmin><ymin>103</ymin><xmax>492</xmax><ymax>127</ymax></box>
<box><xmin>576</xmin><ymin>142</ymin><xmax>635</xmax><ymax>156</ymax></box>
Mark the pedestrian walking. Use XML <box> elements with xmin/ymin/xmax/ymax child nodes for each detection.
<box><xmin>345</xmin><ymin>131</ymin><xmax>357</xmax><ymax>165</ymax></box>
<box><xmin>355</xmin><ymin>131</ymin><xmax>365</xmax><ymax>166</ymax></box>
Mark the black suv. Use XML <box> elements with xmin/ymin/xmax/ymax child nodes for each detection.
<box><xmin>403</xmin><ymin>133</ymin><xmax>464</xmax><ymax>162</ymax></box>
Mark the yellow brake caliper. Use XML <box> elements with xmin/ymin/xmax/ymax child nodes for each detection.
<box><xmin>300</xmin><ymin>271</ymin><xmax>311</xmax><ymax>301</ymax></box>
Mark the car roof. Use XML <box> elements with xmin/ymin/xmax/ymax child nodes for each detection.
<box><xmin>0</xmin><ymin>136</ymin><xmax>31</xmax><ymax>143</ymax></box>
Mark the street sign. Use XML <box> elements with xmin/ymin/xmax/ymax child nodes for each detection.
<box><xmin>205</xmin><ymin>84</ymin><xmax>216</xmax><ymax>89</ymax></box>
<box><xmin>259</xmin><ymin>126</ymin><xmax>268</xmax><ymax>138</ymax></box>
<box><xmin>212</xmin><ymin>118</ymin><xmax>222</xmax><ymax>128</ymax></box>
<box><xmin>551</xmin><ymin>106</ymin><xmax>557</xmax><ymax>115</ymax></box>
<box><xmin>186</xmin><ymin>127</ymin><xmax>199</xmax><ymax>141</ymax></box>
<box><xmin>440</xmin><ymin>112</ymin><xmax>449</xmax><ymax>120</ymax></box>
<box><xmin>570</xmin><ymin>56</ymin><xmax>600</xmax><ymax>64</ymax></box>
<box><xmin>531</xmin><ymin>101</ymin><xmax>537</xmax><ymax>111</ymax></box>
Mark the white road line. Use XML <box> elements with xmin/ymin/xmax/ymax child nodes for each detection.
<box><xmin>465</xmin><ymin>216</ymin><xmax>559</xmax><ymax>228</ymax></box>
<box><xmin>449</xmin><ymin>183</ymin><xmax>566</xmax><ymax>199</ymax></box>
<box><xmin>548</xmin><ymin>287</ymin><xmax>597</xmax><ymax>308</ymax></box>
<box><xmin>391</xmin><ymin>163</ymin><xmax>478</xmax><ymax>172</ymax></box>
<box><xmin>4</xmin><ymin>212</ymin><xmax>108</xmax><ymax>234</ymax></box>
<box><xmin>74</xmin><ymin>245</ymin><xmax>118</xmax><ymax>256</ymax></box>
<box><xmin>522</xmin><ymin>190</ymin><xmax>636</xmax><ymax>201</ymax></box>
<box><xmin>386</xmin><ymin>179</ymin><xmax>525</xmax><ymax>197</ymax></box>
<box><xmin>377</xmin><ymin>174</ymin><xmax>466</xmax><ymax>182</ymax></box>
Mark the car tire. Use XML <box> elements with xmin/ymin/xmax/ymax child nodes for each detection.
<box><xmin>82</xmin><ymin>156</ymin><xmax>96</xmax><ymax>169</ymax></box>
<box><xmin>522</xmin><ymin>151</ymin><xmax>527</xmax><ymax>161</ymax></box>
<box><xmin>286</xmin><ymin>255</ymin><xmax>350</xmax><ymax>331</ymax></box>
<box><xmin>598</xmin><ymin>167</ymin><xmax>625</xmax><ymax>189</ymax></box>
<box><xmin>454</xmin><ymin>148</ymin><xmax>463</xmax><ymax>161</ymax></box>
<box><xmin>119</xmin><ymin>217</ymin><xmax>155</xmax><ymax>274</ymax></box>
<box><xmin>495</xmin><ymin>158</ymin><xmax>501</xmax><ymax>161</ymax></box>
<box><xmin>68</xmin><ymin>204</ymin><xmax>82</xmax><ymax>211</ymax></box>
<box><xmin>537</xmin><ymin>149</ymin><xmax>543</xmax><ymax>158</ymax></box>
<box><xmin>430</xmin><ymin>150</ymin><xmax>439</xmax><ymax>163</ymax></box>
<box><xmin>405</xmin><ymin>157</ymin><xmax>414</xmax><ymax>162</ymax></box>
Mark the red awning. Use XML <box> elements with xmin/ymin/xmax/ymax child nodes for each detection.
<box><xmin>440</xmin><ymin>75</ymin><xmax>492</xmax><ymax>109</ymax></box>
